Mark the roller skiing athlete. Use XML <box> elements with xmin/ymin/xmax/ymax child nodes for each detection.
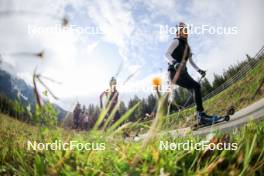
<box><xmin>165</xmin><ymin>22</ymin><xmax>226</xmax><ymax>127</ymax></box>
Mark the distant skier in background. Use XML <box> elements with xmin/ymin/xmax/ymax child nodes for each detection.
<box><xmin>99</xmin><ymin>77</ymin><xmax>120</xmax><ymax>126</ymax></box>
<box><xmin>73</xmin><ymin>102</ymin><xmax>81</xmax><ymax>129</ymax></box>
<box><xmin>165</xmin><ymin>22</ymin><xmax>216</xmax><ymax>125</ymax></box>
<box><xmin>83</xmin><ymin>111</ymin><xmax>90</xmax><ymax>130</ymax></box>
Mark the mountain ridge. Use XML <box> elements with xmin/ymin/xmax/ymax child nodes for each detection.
<box><xmin>0</xmin><ymin>68</ymin><xmax>67</xmax><ymax>120</ymax></box>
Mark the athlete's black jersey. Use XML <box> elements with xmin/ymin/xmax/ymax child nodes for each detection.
<box><xmin>165</xmin><ymin>38</ymin><xmax>201</xmax><ymax>71</ymax></box>
<box><xmin>171</xmin><ymin>38</ymin><xmax>190</xmax><ymax>63</ymax></box>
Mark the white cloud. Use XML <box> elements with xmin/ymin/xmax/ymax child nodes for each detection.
<box><xmin>86</xmin><ymin>0</ymin><xmax>135</xmax><ymax>50</ymax></box>
<box><xmin>139</xmin><ymin>0</ymin><xmax>180</xmax><ymax>22</ymax></box>
<box><xmin>0</xmin><ymin>0</ymin><xmax>263</xmax><ymax>107</ymax></box>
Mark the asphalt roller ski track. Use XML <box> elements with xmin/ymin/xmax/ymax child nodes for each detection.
<box><xmin>135</xmin><ymin>98</ymin><xmax>264</xmax><ymax>140</ymax></box>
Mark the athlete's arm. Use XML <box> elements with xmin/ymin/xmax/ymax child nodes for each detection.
<box><xmin>189</xmin><ymin>55</ymin><xmax>206</xmax><ymax>77</ymax></box>
<box><xmin>189</xmin><ymin>55</ymin><xmax>201</xmax><ymax>71</ymax></box>
<box><xmin>165</xmin><ymin>39</ymin><xmax>179</xmax><ymax>65</ymax></box>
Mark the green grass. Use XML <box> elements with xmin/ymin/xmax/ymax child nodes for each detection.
<box><xmin>1</xmin><ymin>113</ymin><xmax>264</xmax><ymax>175</ymax></box>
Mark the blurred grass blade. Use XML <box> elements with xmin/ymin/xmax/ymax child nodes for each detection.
<box><xmin>240</xmin><ymin>133</ymin><xmax>257</xmax><ymax>176</ymax></box>
<box><xmin>93</xmin><ymin>93</ymin><xmax>116</xmax><ymax>130</ymax></box>
<box><xmin>93</xmin><ymin>105</ymin><xmax>110</xmax><ymax>130</ymax></box>
<box><xmin>102</xmin><ymin>101</ymin><xmax>120</xmax><ymax>130</ymax></box>
<box><xmin>108</xmin><ymin>102</ymin><xmax>140</xmax><ymax>132</ymax></box>
<box><xmin>142</xmin><ymin>94</ymin><xmax>167</xmax><ymax>146</ymax></box>
<box><xmin>122</xmin><ymin>69</ymin><xmax>140</xmax><ymax>85</ymax></box>
<box><xmin>114</xmin><ymin>60</ymin><xmax>124</xmax><ymax>78</ymax></box>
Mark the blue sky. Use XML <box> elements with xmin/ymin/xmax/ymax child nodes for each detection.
<box><xmin>0</xmin><ymin>0</ymin><xmax>263</xmax><ymax>110</ymax></box>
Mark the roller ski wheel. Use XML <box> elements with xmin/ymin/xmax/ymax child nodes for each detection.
<box><xmin>227</xmin><ymin>106</ymin><xmax>235</xmax><ymax>116</ymax></box>
<box><xmin>191</xmin><ymin>124</ymin><xmax>199</xmax><ymax>130</ymax></box>
<box><xmin>224</xmin><ymin>115</ymin><xmax>230</xmax><ymax>121</ymax></box>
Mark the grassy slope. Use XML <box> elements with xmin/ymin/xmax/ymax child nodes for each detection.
<box><xmin>1</xmin><ymin>113</ymin><xmax>264</xmax><ymax>175</ymax></box>
<box><xmin>0</xmin><ymin>58</ymin><xmax>264</xmax><ymax>175</ymax></box>
<box><xmin>205</xmin><ymin>58</ymin><xmax>264</xmax><ymax>115</ymax></box>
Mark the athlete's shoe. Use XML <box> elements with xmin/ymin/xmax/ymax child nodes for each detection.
<box><xmin>197</xmin><ymin>112</ymin><xmax>221</xmax><ymax>125</ymax></box>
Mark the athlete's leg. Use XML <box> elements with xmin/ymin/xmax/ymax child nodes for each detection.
<box><xmin>175</xmin><ymin>71</ymin><xmax>204</xmax><ymax>112</ymax></box>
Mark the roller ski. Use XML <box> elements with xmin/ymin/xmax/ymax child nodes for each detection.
<box><xmin>191</xmin><ymin>106</ymin><xmax>235</xmax><ymax>130</ymax></box>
